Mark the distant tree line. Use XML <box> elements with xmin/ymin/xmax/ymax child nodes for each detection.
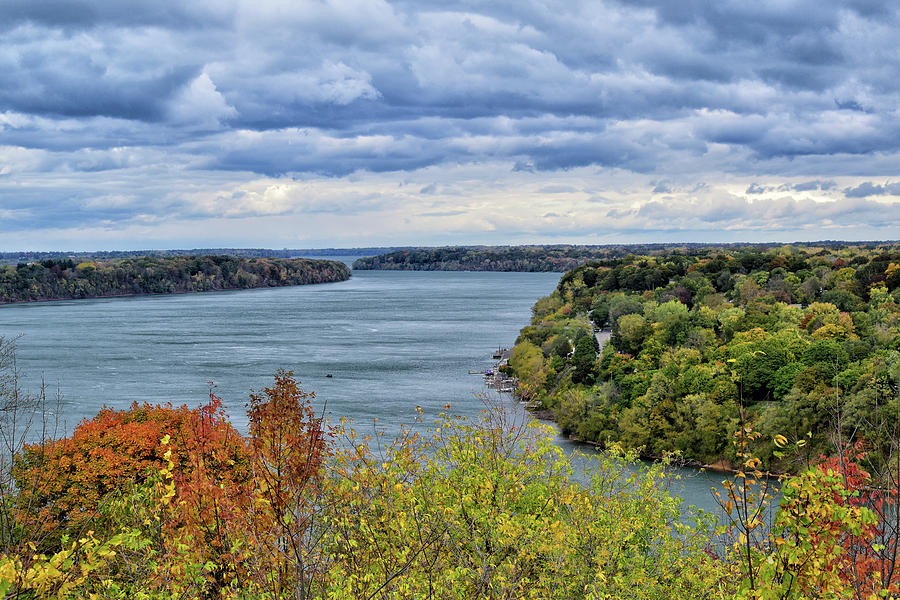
<box><xmin>352</xmin><ymin>242</ymin><xmax>899</xmax><ymax>272</ymax></box>
<box><xmin>0</xmin><ymin>247</ymin><xmax>406</xmax><ymax>266</ymax></box>
<box><xmin>353</xmin><ymin>245</ymin><xmax>640</xmax><ymax>271</ymax></box>
<box><xmin>0</xmin><ymin>255</ymin><xmax>350</xmax><ymax>303</ymax></box>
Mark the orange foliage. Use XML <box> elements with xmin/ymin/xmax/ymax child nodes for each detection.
<box><xmin>244</xmin><ymin>369</ymin><xmax>333</xmax><ymax>598</ymax></box>
<box><xmin>170</xmin><ymin>392</ymin><xmax>253</xmax><ymax>592</ymax></box>
<box><xmin>12</xmin><ymin>372</ymin><xmax>332</xmax><ymax>596</ymax></box>
<box><xmin>818</xmin><ymin>442</ymin><xmax>900</xmax><ymax>598</ymax></box>
<box><xmin>248</xmin><ymin>369</ymin><xmax>331</xmax><ymax>500</ymax></box>
<box><xmin>13</xmin><ymin>395</ymin><xmax>250</xmax><ymax>547</ymax></box>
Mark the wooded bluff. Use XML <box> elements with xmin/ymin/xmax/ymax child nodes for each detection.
<box><xmin>0</xmin><ymin>255</ymin><xmax>350</xmax><ymax>303</ymax></box>
<box><xmin>352</xmin><ymin>242</ymin><xmax>900</xmax><ymax>274</ymax></box>
<box><xmin>506</xmin><ymin>244</ymin><xmax>900</xmax><ymax>474</ymax></box>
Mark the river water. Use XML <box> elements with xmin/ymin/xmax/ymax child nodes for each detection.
<box><xmin>0</xmin><ymin>265</ymin><xmax>733</xmax><ymax>515</ymax></box>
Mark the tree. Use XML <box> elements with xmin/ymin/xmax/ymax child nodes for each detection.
<box><xmin>613</xmin><ymin>313</ymin><xmax>650</xmax><ymax>356</ymax></box>
<box><xmin>12</xmin><ymin>398</ymin><xmax>250</xmax><ymax>553</ymax></box>
<box><xmin>571</xmin><ymin>336</ymin><xmax>598</xmax><ymax>385</ymax></box>
<box><xmin>244</xmin><ymin>370</ymin><xmax>332</xmax><ymax>599</ymax></box>
<box><xmin>509</xmin><ymin>341</ymin><xmax>547</xmax><ymax>400</ymax></box>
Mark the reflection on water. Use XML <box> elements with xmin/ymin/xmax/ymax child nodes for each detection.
<box><xmin>554</xmin><ymin>432</ymin><xmax>782</xmax><ymax>527</ymax></box>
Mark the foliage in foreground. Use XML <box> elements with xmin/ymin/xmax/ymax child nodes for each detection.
<box><xmin>1</xmin><ymin>357</ymin><xmax>899</xmax><ymax>598</ymax></box>
<box><xmin>0</xmin><ymin>380</ymin><xmax>724</xmax><ymax>598</ymax></box>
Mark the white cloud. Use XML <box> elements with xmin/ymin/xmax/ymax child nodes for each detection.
<box><xmin>167</xmin><ymin>73</ymin><xmax>237</xmax><ymax>128</ymax></box>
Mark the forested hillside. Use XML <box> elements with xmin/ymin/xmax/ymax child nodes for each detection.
<box><xmin>0</xmin><ymin>255</ymin><xmax>350</xmax><ymax>303</ymax></box>
<box><xmin>508</xmin><ymin>244</ymin><xmax>900</xmax><ymax>472</ymax></box>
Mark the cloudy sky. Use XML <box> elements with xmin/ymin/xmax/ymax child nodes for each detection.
<box><xmin>1</xmin><ymin>0</ymin><xmax>899</xmax><ymax>250</ymax></box>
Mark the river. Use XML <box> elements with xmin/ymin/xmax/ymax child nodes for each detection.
<box><xmin>0</xmin><ymin>264</ymin><xmax>734</xmax><ymax>516</ymax></box>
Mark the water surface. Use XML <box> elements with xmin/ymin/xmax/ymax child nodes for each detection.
<box><xmin>1</xmin><ymin>270</ymin><xmax>557</xmax><ymax>435</ymax></box>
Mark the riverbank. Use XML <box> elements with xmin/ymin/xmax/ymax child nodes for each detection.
<box><xmin>523</xmin><ymin>404</ymin><xmax>745</xmax><ymax>475</ymax></box>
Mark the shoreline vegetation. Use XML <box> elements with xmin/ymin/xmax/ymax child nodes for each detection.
<box><xmin>353</xmin><ymin>244</ymin><xmax>650</xmax><ymax>271</ymax></box>
<box><xmin>0</xmin><ymin>255</ymin><xmax>351</xmax><ymax>304</ymax></box>
<box><xmin>0</xmin><ymin>247</ymin><xmax>403</xmax><ymax>266</ymax></box>
<box><xmin>528</xmin><ymin>407</ymin><xmax>744</xmax><ymax>474</ymax></box>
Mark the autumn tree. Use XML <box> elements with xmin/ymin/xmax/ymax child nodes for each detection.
<box><xmin>243</xmin><ymin>369</ymin><xmax>332</xmax><ymax>599</ymax></box>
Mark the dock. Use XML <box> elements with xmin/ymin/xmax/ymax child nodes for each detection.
<box><xmin>482</xmin><ymin>347</ymin><xmax>518</xmax><ymax>394</ymax></box>
<box><xmin>492</xmin><ymin>347</ymin><xmax>513</xmax><ymax>361</ymax></box>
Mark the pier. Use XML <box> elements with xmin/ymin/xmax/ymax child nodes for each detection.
<box><xmin>479</xmin><ymin>347</ymin><xmax>518</xmax><ymax>394</ymax></box>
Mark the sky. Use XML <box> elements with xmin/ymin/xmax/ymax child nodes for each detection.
<box><xmin>1</xmin><ymin>0</ymin><xmax>899</xmax><ymax>251</ymax></box>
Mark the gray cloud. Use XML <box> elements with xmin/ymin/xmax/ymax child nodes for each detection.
<box><xmin>745</xmin><ymin>180</ymin><xmax>840</xmax><ymax>194</ymax></box>
<box><xmin>746</xmin><ymin>183</ymin><xmax>768</xmax><ymax>195</ymax></box>
<box><xmin>844</xmin><ymin>181</ymin><xmax>900</xmax><ymax>197</ymax></box>
<box><xmin>0</xmin><ymin>0</ymin><xmax>233</xmax><ymax>30</ymax></box>
<box><xmin>790</xmin><ymin>180</ymin><xmax>837</xmax><ymax>192</ymax></box>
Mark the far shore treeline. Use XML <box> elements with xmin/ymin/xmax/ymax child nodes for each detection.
<box><xmin>353</xmin><ymin>241</ymin><xmax>900</xmax><ymax>273</ymax></box>
<box><xmin>352</xmin><ymin>244</ymin><xmax>645</xmax><ymax>271</ymax></box>
<box><xmin>0</xmin><ymin>247</ymin><xmax>404</xmax><ymax>266</ymax></box>
<box><xmin>0</xmin><ymin>255</ymin><xmax>350</xmax><ymax>303</ymax></box>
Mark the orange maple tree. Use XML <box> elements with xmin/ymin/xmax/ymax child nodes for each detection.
<box><xmin>11</xmin><ymin>372</ymin><xmax>333</xmax><ymax>597</ymax></box>
<box><xmin>244</xmin><ymin>369</ymin><xmax>333</xmax><ymax>598</ymax></box>
<box><xmin>817</xmin><ymin>442</ymin><xmax>900</xmax><ymax>599</ymax></box>
<box><xmin>13</xmin><ymin>395</ymin><xmax>251</xmax><ymax>548</ymax></box>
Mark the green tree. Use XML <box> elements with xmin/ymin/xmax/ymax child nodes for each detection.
<box><xmin>571</xmin><ymin>336</ymin><xmax>598</xmax><ymax>385</ymax></box>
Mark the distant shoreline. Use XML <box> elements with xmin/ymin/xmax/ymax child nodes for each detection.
<box><xmin>0</xmin><ymin>255</ymin><xmax>351</xmax><ymax>305</ymax></box>
<box><xmin>352</xmin><ymin>241</ymin><xmax>900</xmax><ymax>273</ymax></box>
